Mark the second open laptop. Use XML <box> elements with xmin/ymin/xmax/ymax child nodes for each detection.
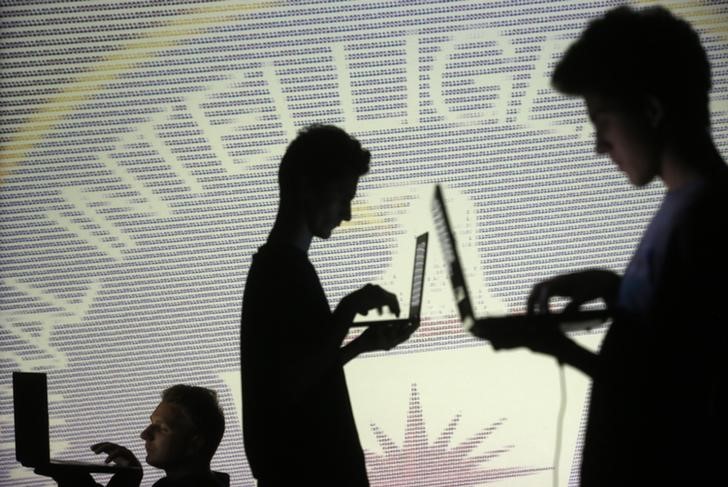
<box><xmin>13</xmin><ymin>371</ymin><xmax>142</xmax><ymax>474</ymax></box>
<box><xmin>431</xmin><ymin>185</ymin><xmax>609</xmax><ymax>339</ymax></box>
<box><xmin>353</xmin><ymin>232</ymin><xmax>428</xmax><ymax>327</ymax></box>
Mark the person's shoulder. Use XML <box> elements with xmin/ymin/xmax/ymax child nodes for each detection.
<box><xmin>254</xmin><ymin>242</ymin><xmax>307</xmax><ymax>266</ymax></box>
<box><xmin>247</xmin><ymin>243</ymin><xmax>308</xmax><ymax>280</ymax></box>
<box><xmin>243</xmin><ymin>242</ymin><xmax>314</xmax><ymax>306</ymax></box>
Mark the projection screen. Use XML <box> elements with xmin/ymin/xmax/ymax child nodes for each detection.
<box><xmin>2</xmin><ymin>1</ymin><xmax>727</xmax><ymax>485</ymax></box>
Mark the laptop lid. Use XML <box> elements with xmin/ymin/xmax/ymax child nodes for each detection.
<box><xmin>13</xmin><ymin>371</ymin><xmax>140</xmax><ymax>474</ymax></box>
<box><xmin>432</xmin><ymin>185</ymin><xmax>609</xmax><ymax>336</ymax></box>
<box><xmin>353</xmin><ymin>232</ymin><xmax>429</xmax><ymax>327</ymax></box>
<box><xmin>431</xmin><ymin>185</ymin><xmax>476</xmax><ymax>331</ymax></box>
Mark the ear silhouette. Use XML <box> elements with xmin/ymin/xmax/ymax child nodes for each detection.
<box><xmin>186</xmin><ymin>433</ymin><xmax>206</xmax><ymax>457</ymax></box>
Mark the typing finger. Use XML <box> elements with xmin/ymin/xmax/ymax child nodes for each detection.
<box><xmin>105</xmin><ymin>447</ymin><xmax>125</xmax><ymax>463</ymax></box>
<box><xmin>527</xmin><ymin>283</ymin><xmax>543</xmax><ymax>315</ymax></box>
<box><xmin>91</xmin><ymin>442</ymin><xmax>116</xmax><ymax>454</ymax></box>
<box><xmin>382</xmin><ymin>288</ymin><xmax>400</xmax><ymax>317</ymax></box>
<box><xmin>537</xmin><ymin>285</ymin><xmax>552</xmax><ymax>314</ymax></box>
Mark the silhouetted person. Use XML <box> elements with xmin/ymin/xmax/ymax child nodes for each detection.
<box><xmin>241</xmin><ymin>124</ymin><xmax>415</xmax><ymax>486</ymax></box>
<box><xmin>36</xmin><ymin>385</ymin><xmax>227</xmax><ymax>487</ymax></box>
<box><xmin>486</xmin><ymin>6</ymin><xmax>728</xmax><ymax>486</ymax></box>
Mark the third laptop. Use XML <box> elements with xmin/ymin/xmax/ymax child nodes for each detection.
<box><xmin>431</xmin><ymin>185</ymin><xmax>609</xmax><ymax>340</ymax></box>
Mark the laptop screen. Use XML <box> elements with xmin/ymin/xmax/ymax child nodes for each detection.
<box><xmin>408</xmin><ymin>232</ymin><xmax>429</xmax><ymax>322</ymax></box>
<box><xmin>351</xmin><ymin>232</ymin><xmax>429</xmax><ymax>327</ymax></box>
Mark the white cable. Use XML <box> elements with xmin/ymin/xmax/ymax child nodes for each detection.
<box><xmin>554</xmin><ymin>359</ymin><xmax>567</xmax><ymax>487</ymax></box>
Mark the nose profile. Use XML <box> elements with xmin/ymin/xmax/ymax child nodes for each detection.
<box><xmin>140</xmin><ymin>425</ymin><xmax>152</xmax><ymax>440</ymax></box>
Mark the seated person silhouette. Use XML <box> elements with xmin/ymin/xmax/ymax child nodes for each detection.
<box><xmin>36</xmin><ymin>384</ymin><xmax>227</xmax><ymax>487</ymax></box>
<box><xmin>485</xmin><ymin>6</ymin><xmax>728</xmax><ymax>486</ymax></box>
<box><xmin>241</xmin><ymin>124</ymin><xmax>416</xmax><ymax>486</ymax></box>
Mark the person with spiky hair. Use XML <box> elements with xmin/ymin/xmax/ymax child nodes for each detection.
<box><xmin>241</xmin><ymin>124</ymin><xmax>415</xmax><ymax>486</ymax></box>
<box><xmin>488</xmin><ymin>6</ymin><xmax>728</xmax><ymax>485</ymax></box>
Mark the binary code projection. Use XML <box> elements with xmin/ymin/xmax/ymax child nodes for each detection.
<box><xmin>2</xmin><ymin>1</ymin><xmax>727</xmax><ymax>486</ymax></box>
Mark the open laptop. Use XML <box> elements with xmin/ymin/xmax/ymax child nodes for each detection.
<box><xmin>13</xmin><ymin>371</ymin><xmax>142</xmax><ymax>474</ymax></box>
<box><xmin>352</xmin><ymin>232</ymin><xmax>428</xmax><ymax>327</ymax></box>
<box><xmin>431</xmin><ymin>185</ymin><xmax>609</xmax><ymax>340</ymax></box>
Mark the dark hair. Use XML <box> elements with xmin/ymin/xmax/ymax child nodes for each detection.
<box><xmin>161</xmin><ymin>385</ymin><xmax>225</xmax><ymax>462</ymax></box>
<box><xmin>552</xmin><ymin>5</ymin><xmax>711</xmax><ymax>127</ymax></box>
<box><xmin>278</xmin><ymin>124</ymin><xmax>370</xmax><ymax>196</ymax></box>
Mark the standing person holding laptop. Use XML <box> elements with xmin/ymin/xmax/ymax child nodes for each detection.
<box><xmin>241</xmin><ymin>124</ymin><xmax>416</xmax><ymax>486</ymax></box>
<box><xmin>486</xmin><ymin>6</ymin><xmax>728</xmax><ymax>486</ymax></box>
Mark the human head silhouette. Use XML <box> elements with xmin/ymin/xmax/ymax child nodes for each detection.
<box><xmin>552</xmin><ymin>5</ymin><xmax>711</xmax><ymax>130</ymax></box>
<box><xmin>552</xmin><ymin>6</ymin><xmax>714</xmax><ymax>187</ymax></box>
<box><xmin>278</xmin><ymin>124</ymin><xmax>370</xmax><ymax>238</ymax></box>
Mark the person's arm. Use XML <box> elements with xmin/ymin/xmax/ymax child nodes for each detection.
<box><xmin>340</xmin><ymin>335</ymin><xmax>367</xmax><ymax>365</ymax></box>
<box><xmin>279</xmin><ymin>318</ymin><xmax>351</xmax><ymax>400</ymax></box>
<box><xmin>32</xmin><ymin>443</ymin><xmax>142</xmax><ymax>487</ymax></box>
<box><xmin>542</xmin><ymin>332</ymin><xmax>602</xmax><ymax>378</ymax></box>
<box><xmin>91</xmin><ymin>442</ymin><xmax>143</xmax><ymax>487</ymax></box>
<box><xmin>33</xmin><ymin>468</ymin><xmax>102</xmax><ymax>487</ymax></box>
<box><xmin>336</xmin><ymin>284</ymin><xmax>416</xmax><ymax>364</ymax></box>
<box><xmin>485</xmin><ymin>316</ymin><xmax>602</xmax><ymax>377</ymax></box>
<box><xmin>526</xmin><ymin>269</ymin><xmax>620</xmax><ymax>315</ymax></box>
<box><xmin>279</xmin><ymin>284</ymin><xmax>403</xmax><ymax>399</ymax></box>
<box><xmin>488</xmin><ymin>268</ymin><xmax>619</xmax><ymax>378</ymax></box>
<box><xmin>340</xmin><ymin>321</ymin><xmax>415</xmax><ymax>364</ymax></box>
